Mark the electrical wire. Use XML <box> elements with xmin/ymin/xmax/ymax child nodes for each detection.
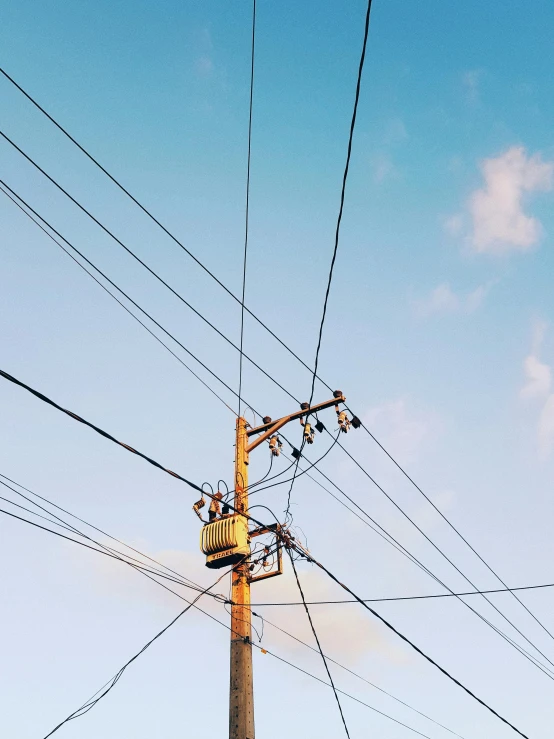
<box><xmin>249</xmin><ymin>431</ymin><xmax>340</xmax><ymax>498</ymax></box>
<box><xmin>8</xmin><ymin>170</ymin><xmax>547</xmax><ymax>679</ymax></box>
<box><xmin>347</xmin><ymin>411</ymin><xmax>554</xmax><ymax>647</ymax></box>
<box><xmin>288</xmin><ymin>551</ymin><xmax>351</xmax><ymax>738</ymax></box>
<box><xmin>42</xmin><ymin>566</ymin><xmax>232</xmax><ymax>737</ymax></box>
<box><xmin>238</xmin><ymin>0</ymin><xmax>256</xmax><ymax>415</ymax></box>
<box><xmin>0</xmin><ymin>181</ymin><xmax>238</xmax><ymax>414</ymax></box>
<box><xmin>0</xmin><ymin>482</ymin><xmax>435</xmax><ymax>737</ymax></box>
<box><xmin>332</xmin><ymin>436</ymin><xmax>554</xmax><ymax>673</ymax></box>
<box><xmin>0</xmin><ymin>132</ymin><xmax>300</xmax><ymax>406</ymax></box>
<box><xmin>5</xmin><ymin>64</ymin><xmax>546</xmax><ymax>658</ymax></box>
<box><xmin>290</xmin><ymin>543</ymin><xmax>530</xmax><ymax>738</ymax></box>
<box><xmin>250</xmin><ymin>610</ymin><xmax>465</xmax><ymax>739</ymax></box>
<box><xmin>0</xmin><ymin>468</ymin><xmax>526</xmax><ymax>736</ymax></box>
<box><xmin>0</xmin><ymin>367</ymin><xmax>204</xmax><ymax>492</ymax></box>
<box><xmin>3</xmin><ymin>362</ymin><xmax>553</xmax><ymax>681</ymax></box>
<box><xmin>251</xmin><ymin>579</ymin><xmax>554</xmax><ymax>605</ymax></box>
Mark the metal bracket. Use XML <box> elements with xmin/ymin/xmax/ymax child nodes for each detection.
<box><xmin>248</xmin><ymin>524</ymin><xmax>283</xmax><ymax>583</ymax></box>
<box><xmin>246</xmin><ymin>394</ymin><xmax>346</xmax><ymax>454</ymax></box>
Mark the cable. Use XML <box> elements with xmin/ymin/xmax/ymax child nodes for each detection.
<box><xmin>249</xmin><ymin>431</ymin><xmax>340</xmax><ymax>498</ymax></box>
<box><xmin>5</xmin><ymin>354</ymin><xmax>552</xmax><ymax>681</ymax></box>
<box><xmin>348</xmin><ymin>412</ymin><xmax>554</xmax><ymax>646</ymax></box>
<box><xmin>252</xmin><ymin>610</ymin><xmax>465</xmax><ymax>739</ymax></box>
<box><xmin>0</xmin><ymin>471</ymin><xmax>213</xmax><ymax>594</ymax></box>
<box><xmin>4</xmin><ymin>362</ymin><xmax>553</xmax><ymax>681</ymax></box>
<box><xmin>288</xmin><ymin>551</ymin><xmax>350</xmax><ymax>737</ymax></box>
<box><xmin>0</xmin><ymin>367</ymin><xmax>204</xmax><ymax>493</ymax></box>
<box><xmin>238</xmin><ymin>0</ymin><xmax>256</xmax><ymax>415</ymax></box>
<box><xmin>0</xmin><ymin>132</ymin><xmax>299</xmax><ymax>406</ymax></box>
<box><xmin>284</xmin><ymin>0</ymin><xmax>373</xmax><ymax>522</ymax></box>
<box><xmin>251</xmin><ymin>579</ymin><xmax>554</xmax><ymax>605</ymax></box>
<box><xmin>332</xmin><ymin>436</ymin><xmax>554</xmax><ymax>673</ymax></box>
<box><xmin>0</xmin><ymin>181</ymin><xmax>238</xmax><ymax>415</ymax></box>
<box><xmin>42</xmin><ymin>566</ymin><xmax>232</xmax><ymax>737</ymax></box>
<box><xmin>0</xmin><ymin>478</ymin><xmax>434</xmax><ymax>737</ymax></box>
<box><xmin>307</xmin><ymin>0</ymin><xmax>372</xmax><ymax>409</ymax></box>
<box><xmin>296</xmin><ymin>449</ymin><xmax>554</xmax><ymax>680</ymax></box>
<box><xmin>0</xmin><ymin>470</ymin><xmax>528</xmax><ymax>736</ymax></box>
<box><xmin>5</xmin><ymin>68</ymin><xmax>545</xmax><ymax>661</ymax></box>
<box><xmin>10</xmin><ymin>168</ymin><xmax>546</xmax><ymax>680</ymax></box>
<box><xmin>291</xmin><ymin>543</ymin><xmax>530</xmax><ymax>738</ymax></box>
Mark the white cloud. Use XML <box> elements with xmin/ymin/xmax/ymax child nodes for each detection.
<box><xmin>521</xmin><ymin>320</ymin><xmax>551</xmax><ymax>400</ymax></box>
<box><xmin>364</xmin><ymin>399</ymin><xmax>430</xmax><ymax>462</ymax></box>
<box><xmin>443</xmin><ymin>213</ymin><xmax>464</xmax><ymax>236</ymax></box>
<box><xmin>462</xmin><ymin>69</ymin><xmax>481</xmax><ymax>104</ymax></box>
<box><xmin>414</xmin><ymin>282</ymin><xmax>491</xmax><ymax>317</ymax></box>
<box><xmin>519</xmin><ymin>322</ymin><xmax>554</xmax><ymax>459</ymax></box>
<box><xmin>538</xmin><ymin>395</ymin><xmax>554</xmax><ymax>460</ymax></box>
<box><xmin>469</xmin><ymin>147</ymin><xmax>553</xmax><ymax>254</ymax></box>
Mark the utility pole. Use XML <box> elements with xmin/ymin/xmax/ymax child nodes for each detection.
<box><xmin>197</xmin><ymin>392</ymin><xmax>353</xmax><ymax>739</ymax></box>
<box><xmin>229</xmin><ymin>415</ymin><xmax>254</xmax><ymax>739</ymax></box>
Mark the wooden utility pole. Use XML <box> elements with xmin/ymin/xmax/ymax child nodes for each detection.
<box><xmin>229</xmin><ymin>416</ymin><xmax>255</xmax><ymax>739</ymax></box>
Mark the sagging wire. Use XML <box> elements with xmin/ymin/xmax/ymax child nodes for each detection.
<box><xmin>42</xmin><ymin>566</ymin><xmax>233</xmax><ymax>738</ymax></box>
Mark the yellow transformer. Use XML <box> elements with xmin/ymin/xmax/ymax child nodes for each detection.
<box><xmin>200</xmin><ymin>514</ymin><xmax>250</xmax><ymax>569</ymax></box>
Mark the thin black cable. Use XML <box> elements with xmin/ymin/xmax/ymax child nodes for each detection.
<box><xmin>333</xmin><ymin>436</ymin><xmax>554</xmax><ymax>673</ymax></box>
<box><xmin>0</xmin><ymin>471</ymin><xmax>209</xmax><ymax>594</ymax></box>
<box><xmin>348</xmin><ymin>411</ymin><xmax>554</xmax><ymax>646</ymax></box>
<box><xmin>0</xmin><ymin>501</ymin><xmax>222</xmax><ymax>598</ymax></box>
<box><xmin>0</xmin><ymin>181</ymin><xmax>238</xmax><ymax>414</ymax></box>
<box><xmin>42</xmin><ymin>567</ymin><xmax>232</xmax><ymax>738</ymax></box>
<box><xmin>307</xmin><ymin>0</ymin><xmax>372</xmax><ymax>409</ymax></box>
<box><xmin>3</xmin><ymin>359</ymin><xmax>552</xmax><ymax>679</ymax></box>
<box><xmin>4</xmin><ymin>360</ymin><xmax>552</xmax><ymax>681</ymax></box>
<box><xmin>0</xmin><ymin>132</ymin><xmax>299</xmax><ymax>406</ymax></box>
<box><xmin>250</xmin><ymin>431</ymin><xmax>340</xmax><ymax>498</ymax></box>
<box><xmin>252</xmin><ymin>610</ymin><xmax>464</xmax><ymax>739</ymax></box>
<box><xmin>287</xmin><ymin>552</ymin><xmax>350</xmax><ymax>738</ymax></box>
<box><xmin>291</xmin><ymin>449</ymin><xmax>554</xmax><ymax>680</ymax></box>
<box><xmin>0</xmin><ymin>367</ymin><xmax>204</xmax><ymax>492</ymax></box>
<box><xmin>238</xmin><ymin>0</ymin><xmax>256</xmax><ymax>415</ymax></box>
<box><xmin>251</xmin><ymin>580</ymin><xmax>554</xmax><ymax>605</ymax></box>
<box><xmin>5</xmin><ymin>68</ymin><xmax>543</xmax><ymax>659</ymax></box>
<box><xmin>0</xmin><ymin>470</ymin><xmax>529</xmax><ymax>736</ymax></box>
<box><xmin>291</xmin><ymin>544</ymin><xmax>530</xmax><ymax>739</ymax></box>
<box><xmin>11</xmin><ymin>154</ymin><xmax>545</xmax><ymax>674</ymax></box>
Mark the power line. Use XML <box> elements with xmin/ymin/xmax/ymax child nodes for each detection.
<box><xmin>0</xmin><ymin>476</ymin><xmax>223</xmax><ymax>598</ymax></box>
<box><xmin>347</xmin><ymin>413</ymin><xmax>554</xmax><ymax>647</ymax></box>
<box><xmin>291</xmin><ymin>544</ymin><xmax>530</xmax><ymax>739</ymax></box>
<box><xmin>307</xmin><ymin>0</ymin><xmax>372</xmax><ymax>409</ymax></box>
<box><xmin>288</xmin><ymin>551</ymin><xmax>351</xmax><ymax>738</ymax></box>
<box><xmin>238</xmin><ymin>0</ymin><xmax>256</xmax><ymax>416</ymax></box>
<box><xmin>0</xmin><ymin>478</ymin><xmax>437</xmax><ymax>738</ymax></box>
<box><xmin>0</xmin><ymin>130</ymin><xmax>300</xmax><ymax>406</ymax></box>
<box><xmin>0</xmin><ymin>181</ymin><xmax>238</xmax><ymax>416</ymax></box>
<box><xmin>4</xmin><ymin>360</ymin><xmax>552</xmax><ymax>681</ymax></box>
<box><xmin>253</xmin><ymin>610</ymin><xmax>465</xmax><ymax>739</ymax></box>
<box><xmin>0</xmin><ymin>367</ymin><xmax>204</xmax><ymax>493</ymax></box>
<box><xmin>42</xmin><ymin>566</ymin><xmax>232</xmax><ymax>737</ymax></box>
<box><xmin>0</xmin><ymin>378</ymin><xmax>538</xmax><ymax>731</ymax></box>
<box><xmin>251</xmin><ymin>580</ymin><xmax>554</xmax><ymax>606</ymax></box>
<box><xmin>4</xmin><ymin>67</ymin><xmax>544</xmax><ymax>659</ymax></box>
<box><xmin>332</xmin><ymin>436</ymin><xmax>554</xmax><ymax>674</ymax></box>
<box><xmin>6</xmin><ymin>137</ymin><xmax>547</xmax><ymax>677</ymax></box>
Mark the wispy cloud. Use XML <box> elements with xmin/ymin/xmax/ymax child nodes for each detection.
<box><xmin>520</xmin><ymin>321</ymin><xmax>554</xmax><ymax>459</ymax></box>
<box><xmin>414</xmin><ymin>282</ymin><xmax>492</xmax><ymax>317</ymax></box>
<box><xmin>469</xmin><ymin>147</ymin><xmax>553</xmax><ymax>254</ymax></box>
<box><xmin>462</xmin><ymin>69</ymin><xmax>482</xmax><ymax>104</ymax></box>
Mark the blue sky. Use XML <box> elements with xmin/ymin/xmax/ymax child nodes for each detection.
<box><xmin>2</xmin><ymin>1</ymin><xmax>554</xmax><ymax>737</ymax></box>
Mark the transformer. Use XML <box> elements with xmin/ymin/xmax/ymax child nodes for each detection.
<box><xmin>200</xmin><ymin>514</ymin><xmax>250</xmax><ymax>569</ymax></box>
